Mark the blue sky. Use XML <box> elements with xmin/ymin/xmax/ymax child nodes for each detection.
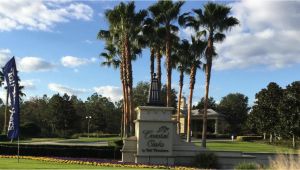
<box><xmin>0</xmin><ymin>0</ymin><xmax>299</xmax><ymax>106</ymax></box>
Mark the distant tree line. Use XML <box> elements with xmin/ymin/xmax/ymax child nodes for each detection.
<box><xmin>193</xmin><ymin>81</ymin><xmax>300</xmax><ymax>147</ymax></box>
<box><xmin>247</xmin><ymin>81</ymin><xmax>300</xmax><ymax>147</ymax></box>
<box><xmin>0</xmin><ymin>93</ymin><xmax>122</xmax><ymax>138</ymax></box>
<box><xmin>0</xmin><ymin>81</ymin><xmax>177</xmax><ymax>138</ymax></box>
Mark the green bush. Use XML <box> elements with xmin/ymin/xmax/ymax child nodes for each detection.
<box><xmin>193</xmin><ymin>152</ymin><xmax>218</xmax><ymax>169</ymax></box>
<box><xmin>20</xmin><ymin>122</ymin><xmax>41</xmax><ymax>137</ymax></box>
<box><xmin>234</xmin><ymin>162</ymin><xmax>258</xmax><ymax>169</ymax></box>
<box><xmin>0</xmin><ymin>134</ymin><xmax>9</xmax><ymax>141</ymax></box>
<box><xmin>71</xmin><ymin>133</ymin><xmax>119</xmax><ymax>138</ymax></box>
<box><xmin>258</xmin><ymin>139</ymin><xmax>299</xmax><ymax>149</ymax></box>
<box><xmin>236</xmin><ymin>136</ymin><xmax>262</xmax><ymax>141</ymax></box>
<box><xmin>195</xmin><ymin>133</ymin><xmax>231</xmax><ymax>139</ymax></box>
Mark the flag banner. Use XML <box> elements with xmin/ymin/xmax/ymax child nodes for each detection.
<box><xmin>3</xmin><ymin>57</ymin><xmax>20</xmax><ymax>139</ymax></box>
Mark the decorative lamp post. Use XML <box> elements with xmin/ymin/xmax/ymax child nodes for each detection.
<box><xmin>85</xmin><ymin>116</ymin><xmax>92</xmax><ymax>138</ymax></box>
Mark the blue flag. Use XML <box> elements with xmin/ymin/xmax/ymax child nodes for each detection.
<box><xmin>3</xmin><ymin>57</ymin><xmax>20</xmax><ymax>139</ymax></box>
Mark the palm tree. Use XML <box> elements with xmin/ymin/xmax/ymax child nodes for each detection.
<box><xmin>180</xmin><ymin>2</ymin><xmax>239</xmax><ymax>147</ymax></box>
<box><xmin>186</xmin><ymin>37</ymin><xmax>206</xmax><ymax>142</ymax></box>
<box><xmin>99</xmin><ymin>44</ymin><xmax>126</xmax><ymax>138</ymax></box>
<box><xmin>173</xmin><ymin>40</ymin><xmax>190</xmax><ymax>134</ymax></box>
<box><xmin>98</xmin><ymin>2</ymin><xmax>147</xmax><ymax>136</ymax></box>
<box><xmin>148</xmin><ymin>1</ymin><xmax>184</xmax><ymax>107</ymax></box>
<box><xmin>142</xmin><ymin>18</ymin><xmax>159</xmax><ymax>80</ymax></box>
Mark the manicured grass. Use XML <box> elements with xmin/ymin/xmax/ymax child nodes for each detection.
<box><xmin>0</xmin><ymin>158</ymin><xmax>160</xmax><ymax>169</ymax></box>
<box><xmin>194</xmin><ymin>141</ymin><xmax>300</xmax><ymax>154</ymax></box>
<box><xmin>2</xmin><ymin>137</ymin><xmax>299</xmax><ymax>154</ymax></box>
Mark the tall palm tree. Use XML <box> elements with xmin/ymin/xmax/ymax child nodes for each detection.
<box><xmin>99</xmin><ymin>44</ymin><xmax>126</xmax><ymax>138</ymax></box>
<box><xmin>149</xmin><ymin>1</ymin><xmax>184</xmax><ymax>107</ymax></box>
<box><xmin>98</xmin><ymin>2</ymin><xmax>147</xmax><ymax>136</ymax></box>
<box><xmin>186</xmin><ymin>37</ymin><xmax>206</xmax><ymax>142</ymax></box>
<box><xmin>173</xmin><ymin>40</ymin><xmax>190</xmax><ymax>134</ymax></box>
<box><xmin>180</xmin><ymin>2</ymin><xmax>239</xmax><ymax>147</ymax></box>
<box><xmin>142</xmin><ymin>18</ymin><xmax>160</xmax><ymax>80</ymax></box>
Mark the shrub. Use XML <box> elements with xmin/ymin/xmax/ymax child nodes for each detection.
<box><xmin>71</xmin><ymin>133</ymin><xmax>119</xmax><ymax>138</ymax></box>
<box><xmin>20</xmin><ymin>122</ymin><xmax>41</xmax><ymax>137</ymax></box>
<box><xmin>195</xmin><ymin>133</ymin><xmax>231</xmax><ymax>139</ymax></box>
<box><xmin>0</xmin><ymin>134</ymin><xmax>9</xmax><ymax>141</ymax></box>
<box><xmin>193</xmin><ymin>152</ymin><xmax>218</xmax><ymax>169</ymax></box>
<box><xmin>236</xmin><ymin>136</ymin><xmax>262</xmax><ymax>141</ymax></box>
<box><xmin>234</xmin><ymin>162</ymin><xmax>258</xmax><ymax>169</ymax></box>
<box><xmin>258</xmin><ymin>139</ymin><xmax>299</xmax><ymax>149</ymax></box>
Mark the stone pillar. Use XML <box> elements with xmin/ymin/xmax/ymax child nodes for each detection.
<box><xmin>214</xmin><ymin>119</ymin><xmax>219</xmax><ymax>134</ymax></box>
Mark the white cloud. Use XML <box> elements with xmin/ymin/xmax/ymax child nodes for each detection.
<box><xmin>83</xmin><ymin>40</ymin><xmax>93</xmax><ymax>44</ymax></box>
<box><xmin>93</xmin><ymin>86</ymin><xmax>122</xmax><ymax>102</ymax></box>
<box><xmin>181</xmin><ymin>27</ymin><xmax>196</xmax><ymax>39</ymax></box>
<box><xmin>213</xmin><ymin>0</ymin><xmax>300</xmax><ymax>70</ymax></box>
<box><xmin>0</xmin><ymin>88</ymin><xmax>6</xmax><ymax>104</ymax></box>
<box><xmin>0</xmin><ymin>49</ymin><xmax>12</xmax><ymax>66</ymax></box>
<box><xmin>20</xmin><ymin>79</ymin><xmax>39</xmax><ymax>90</ymax></box>
<box><xmin>0</xmin><ymin>1</ymin><xmax>93</xmax><ymax>32</ymax></box>
<box><xmin>48</xmin><ymin>83</ymin><xmax>88</xmax><ymax>96</ymax></box>
<box><xmin>61</xmin><ymin>56</ymin><xmax>96</xmax><ymax>68</ymax></box>
<box><xmin>0</xmin><ymin>48</ymin><xmax>55</xmax><ymax>72</ymax></box>
<box><xmin>18</xmin><ymin>57</ymin><xmax>55</xmax><ymax>72</ymax></box>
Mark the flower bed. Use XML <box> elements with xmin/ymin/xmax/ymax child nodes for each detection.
<box><xmin>0</xmin><ymin>155</ymin><xmax>196</xmax><ymax>170</ymax></box>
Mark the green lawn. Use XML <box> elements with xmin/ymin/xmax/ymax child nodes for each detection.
<box><xmin>2</xmin><ymin>137</ymin><xmax>299</xmax><ymax>154</ymax></box>
<box><xmin>194</xmin><ymin>141</ymin><xmax>300</xmax><ymax>154</ymax></box>
<box><xmin>0</xmin><ymin>158</ymin><xmax>161</xmax><ymax>169</ymax></box>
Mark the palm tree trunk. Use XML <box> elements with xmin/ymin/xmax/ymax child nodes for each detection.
<box><xmin>202</xmin><ymin>36</ymin><xmax>213</xmax><ymax>148</ymax></box>
<box><xmin>121</xmin><ymin>41</ymin><xmax>129</xmax><ymax>138</ymax></box>
<box><xmin>3</xmin><ymin>90</ymin><xmax>9</xmax><ymax>134</ymax></box>
<box><xmin>187</xmin><ymin>65</ymin><xmax>196</xmax><ymax>142</ymax></box>
<box><xmin>119</xmin><ymin>58</ymin><xmax>126</xmax><ymax>138</ymax></box>
<box><xmin>177</xmin><ymin>69</ymin><xmax>184</xmax><ymax>134</ymax></box>
<box><xmin>156</xmin><ymin>48</ymin><xmax>162</xmax><ymax>90</ymax></box>
<box><xmin>150</xmin><ymin>48</ymin><xmax>155</xmax><ymax>78</ymax></box>
<box><xmin>121</xmin><ymin>79</ymin><xmax>127</xmax><ymax>138</ymax></box>
<box><xmin>124</xmin><ymin>34</ymin><xmax>134</xmax><ymax>136</ymax></box>
<box><xmin>124</xmin><ymin>85</ymin><xmax>129</xmax><ymax>138</ymax></box>
<box><xmin>166</xmin><ymin>31</ymin><xmax>172</xmax><ymax>107</ymax></box>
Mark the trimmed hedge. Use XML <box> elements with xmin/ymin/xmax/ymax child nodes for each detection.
<box><xmin>236</xmin><ymin>136</ymin><xmax>263</xmax><ymax>141</ymax></box>
<box><xmin>193</xmin><ymin>152</ymin><xmax>219</xmax><ymax>169</ymax></box>
<box><xmin>0</xmin><ymin>134</ymin><xmax>10</xmax><ymax>142</ymax></box>
<box><xmin>195</xmin><ymin>133</ymin><xmax>231</xmax><ymax>139</ymax></box>
<box><xmin>0</xmin><ymin>144</ymin><xmax>121</xmax><ymax>159</ymax></box>
<box><xmin>71</xmin><ymin>133</ymin><xmax>119</xmax><ymax>138</ymax></box>
<box><xmin>258</xmin><ymin>139</ymin><xmax>300</xmax><ymax>149</ymax></box>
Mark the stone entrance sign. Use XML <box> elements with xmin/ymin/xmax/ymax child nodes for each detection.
<box><xmin>121</xmin><ymin>74</ymin><xmax>203</xmax><ymax>165</ymax></box>
<box><xmin>140</xmin><ymin>125</ymin><xmax>171</xmax><ymax>154</ymax></box>
<box><xmin>134</xmin><ymin>106</ymin><xmax>174</xmax><ymax>164</ymax></box>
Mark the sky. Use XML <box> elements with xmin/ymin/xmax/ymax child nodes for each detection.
<box><xmin>0</xmin><ymin>0</ymin><xmax>299</xmax><ymax>106</ymax></box>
